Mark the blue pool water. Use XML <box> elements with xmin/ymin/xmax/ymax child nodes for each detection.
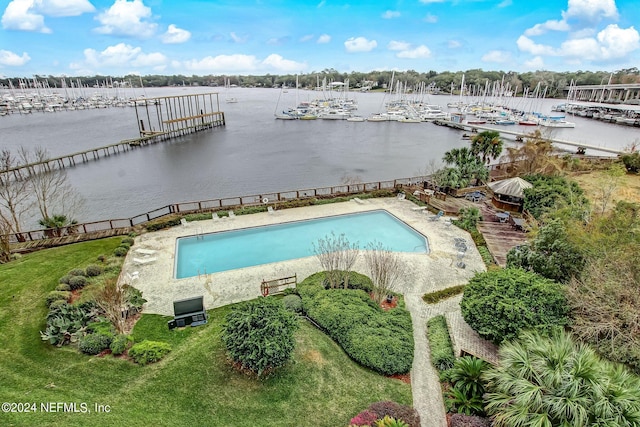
<box><xmin>174</xmin><ymin>210</ymin><xmax>428</xmax><ymax>278</ymax></box>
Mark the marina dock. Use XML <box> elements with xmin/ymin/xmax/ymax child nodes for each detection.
<box><xmin>1</xmin><ymin>93</ymin><xmax>225</xmax><ymax>179</ymax></box>
<box><xmin>433</xmin><ymin>119</ymin><xmax>624</xmax><ymax>155</ymax></box>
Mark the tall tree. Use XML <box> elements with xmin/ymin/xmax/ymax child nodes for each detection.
<box><xmin>0</xmin><ymin>149</ymin><xmax>32</xmax><ymax>234</ymax></box>
<box><xmin>470</xmin><ymin>130</ymin><xmax>503</xmax><ymax>164</ymax></box>
<box><xmin>18</xmin><ymin>146</ymin><xmax>83</xmax><ymax>224</ymax></box>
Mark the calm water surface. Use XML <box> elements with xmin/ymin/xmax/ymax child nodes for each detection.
<box><xmin>1</xmin><ymin>87</ymin><xmax>638</xmax><ymax>223</ymax></box>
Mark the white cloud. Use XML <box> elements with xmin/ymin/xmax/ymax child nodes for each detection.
<box><xmin>396</xmin><ymin>45</ymin><xmax>432</xmax><ymax>59</ymax></box>
<box><xmin>94</xmin><ymin>0</ymin><xmax>157</xmax><ymax>38</ymax></box>
<box><xmin>517</xmin><ymin>35</ymin><xmax>558</xmax><ymax>56</ymax></box>
<box><xmin>344</xmin><ymin>37</ymin><xmax>377</xmax><ymax>52</ymax></box>
<box><xmin>423</xmin><ymin>14</ymin><xmax>438</xmax><ymax>24</ymax></box>
<box><xmin>388</xmin><ymin>40</ymin><xmax>411</xmax><ymax>51</ymax></box>
<box><xmin>161</xmin><ymin>24</ymin><xmax>190</xmax><ymax>44</ymax></box>
<box><xmin>481</xmin><ymin>50</ymin><xmax>512</xmax><ymax>63</ymax></box>
<box><xmin>182</xmin><ymin>54</ymin><xmax>259</xmax><ymax>72</ymax></box>
<box><xmin>317</xmin><ymin>34</ymin><xmax>331</xmax><ymax>43</ymax></box>
<box><xmin>262</xmin><ymin>54</ymin><xmax>306</xmax><ymax>72</ymax></box>
<box><xmin>0</xmin><ymin>49</ymin><xmax>30</xmax><ymax>66</ymax></box>
<box><xmin>448</xmin><ymin>40</ymin><xmax>462</xmax><ymax>49</ymax></box>
<box><xmin>180</xmin><ymin>53</ymin><xmax>306</xmax><ymax>74</ymax></box>
<box><xmin>36</xmin><ymin>0</ymin><xmax>95</xmax><ymax>17</ymax></box>
<box><xmin>132</xmin><ymin>51</ymin><xmax>167</xmax><ymax>67</ymax></box>
<box><xmin>524</xmin><ymin>56</ymin><xmax>545</xmax><ymax>69</ymax></box>
<box><xmin>2</xmin><ymin>0</ymin><xmax>94</xmax><ymax>32</ymax></box>
<box><xmin>71</xmin><ymin>42</ymin><xmax>167</xmax><ymax>72</ymax></box>
<box><xmin>524</xmin><ymin>19</ymin><xmax>570</xmax><ymax>36</ymax></box>
<box><xmin>382</xmin><ymin>10</ymin><xmax>400</xmax><ymax>19</ymax></box>
<box><xmin>518</xmin><ymin>24</ymin><xmax>639</xmax><ymax>61</ymax></box>
<box><xmin>563</xmin><ymin>0</ymin><xmax>618</xmax><ymax>23</ymax></box>
<box><xmin>300</xmin><ymin>34</ymin><xmax>314</xmax><ymax>42</ymax></box>
<box><xmin>2</xmin><ymin>0</ymin><xmax>50</xmax><ymax>32</ymax></box>
<box><xmin>584</xmin><ymin>24</ymin><xmax>639</xmax><ymax>59</ymax></box>
<box><xmin>230</xmin><ymin>31</ymin><xmax>248</xmax><ymax>43</ymax></box>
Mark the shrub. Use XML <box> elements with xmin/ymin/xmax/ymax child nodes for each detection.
<box><xmin>78</xmin><ymin>332</ymin><xmax>112</xmax><ymax>355</ymax></box>
<box><xmin>367</xmin><ymin>401</ymin><xmax>420</xmax><ymax>427</ymax></box>
<box><xmin>110</xmin><ymin>334</ymin><xmax>132</xmax><ymax>355</ymax></box>
<box><xmin>222</xmin><ymin>298</ymin><xmax>298</xmax><ymax>377</ymax></box>
<box><xmin>350</xmin><ymin>410</ymin><xmax>379</xmax><ymax>426</ymax></box>
<box><xmin>476</xmin><ymin>246</ymin><xmax>494</xmax><ymax>266</ymax></box>
<box><xmin>55</xmin><ymin>283</ymin><xmax>71</xmax><ymax>292</ymax></box>
<box><xmin>68</xmin><ymin>275</ymin><xmax>87</xmax><ymax>290</ymax></box>
<box><xmin>121</xmin><ymin>237</ymin><xmax>134</xmax><ymax>246</ymax></box>
<box><xmin>298</xmin><ymin>273</ymin><xmax>413</xmax><ymax>375</ymax></box>
<box><xmin>46</xmin><ymin>290</ymin><xmax>71</xmax><ymax>307</ymax></box>
<box><xmin>97</xmin><ymin>254</ymin><xmax>107</xmax><ymax>263</ymax></box>
<box><xmin>85</xmin><ymin>264</ymin><xmax>103</xmax><ymax>277</ymax></box>
<box><xmin>484</xmin><ymin>330</ymin><xmax>640</xmax><ymax>426</ymax></box>
<box><xmin>460</xmin><ymin>268</ymin><xmax>568</xmax><ymax>344</ymax></box>
<box><xmin>282</xmin><ymin>294</ymin><xmax>303</xmax><ymax>313</ymax></box>
<box><xmin>144</xmin><ymin>217</ymin><xmax>182</xmax><ymax>231</ymax></box>
<box><xmin>40</xmin><ymin>302</ymin><xmax>99</xmax><ymax>346</ymax></box>
<box><xmin>426</xmin><ymin>315</ymin><xmax>455</xmax><ymax>371</ymax></box>
<box><xmin>375</xmin><ymin>416</ymin><xmax>409</xmax><ymax>427</ymax></box>
<box><xmin>68</xmin><ymin>268</ymin><xmax>86</xmax><ymax>277</ymax></box>
<box><xmin>113</xmin><ymin>246</ymin><xmax>128</xmax><ymax>257</ymax></box>
<box><xmin>422</xmin><ymin>285</ymin><xmax>465</xmax><ymax>304</ymax></box>
<box><xmin>449</xmin><ymin>414</ymin><xmax>492</xmax><ymax>427</ymax></box>
<box><xmin>621</xmin><ymin>152</ymin><xmax>640</xmax><ymax>173</ymax></box>
<box><xmin>58</xmin><ymin>275</ymin><xmax>72</xmax><ymax>285</ymax></box>
<box><xmin>506</xmin><ymin>219</ymin><xmax>584</xmax><ymax>283</ymax></box>
<box><xmin>119</xmin><ymin>243</ymin><xmax>131</xmax><ymax>250</ymax></box>
<box><xmin>128</xmin><ymin>340</ymin><xmax>172</xmax><ymax>365</ymax></box>
<box><xmin>48</xmin><ymin>299</ymin><xmax>68</xmax><ymax>310</ymax></box>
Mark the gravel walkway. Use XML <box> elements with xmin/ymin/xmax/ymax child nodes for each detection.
<box><xmin>122</xmin><ymin>197</ymin><xmax>486</xmax><ymax>426</ymax></box>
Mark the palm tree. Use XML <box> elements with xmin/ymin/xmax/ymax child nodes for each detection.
<box><xmin>470</xmin><ymin>130</ymin><xmax>503</xmax><ymax>164</ymax></box>
<box><xmin>38</xmin><ymin>214</ymin><xmax>78</xmax><ymax>238</ymax></box>
<box><xmin>441</xmin><ymin>148</ymin><xmax>489</xmax><ymax>188</ymax></box>
<box><xmin>484</xmin><ymin>330</ymin><xmax>640</xmax><ymax>427</ymax></box>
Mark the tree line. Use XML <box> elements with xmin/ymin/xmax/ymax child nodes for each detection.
<box><xmin>3</xmin><ymin>67</ymin><xmax>639</xmax><ymax>99</ymax></box>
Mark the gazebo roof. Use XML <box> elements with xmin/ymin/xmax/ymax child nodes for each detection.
<box><xmin>488</xmin><ymin>177</ymin><xmax>533</xmax><ymax>198</ymax></box>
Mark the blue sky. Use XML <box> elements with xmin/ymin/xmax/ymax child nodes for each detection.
<box><xmin>1</xmin><ymin>0</ymin><xmax>639</xmax><ymax>77</ymax></box>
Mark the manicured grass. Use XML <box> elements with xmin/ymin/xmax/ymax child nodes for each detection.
<box><xmin>0</xmin><ymin>239</ymin><xmax>411</xmax><ymax>426</ymax></box>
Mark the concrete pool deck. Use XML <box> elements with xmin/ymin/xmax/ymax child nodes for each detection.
<box><xmin>122</xmin><ymin>197</ymin><xmax>485</xmax><ymax>316</ymax></box>
<box><xmin>120</xmin><ymin>196</ymin><xmax>486</xmax><ymax>427</ymax></box>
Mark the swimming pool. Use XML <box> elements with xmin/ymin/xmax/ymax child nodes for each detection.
<box><xmin>174</xmin><ymin>210</ymin><xmax>428</xmax><ymax>278</ymax></box>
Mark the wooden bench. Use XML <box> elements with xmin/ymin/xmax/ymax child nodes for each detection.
<box><xmin>260</xmin><ymin>274</ymin><xmax>297</xmax><ymax>296</ymax></box>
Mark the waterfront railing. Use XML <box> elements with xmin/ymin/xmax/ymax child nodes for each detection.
<box><xmin>5</xmin><ymin>177</ymin><xmax>425</xmax><ymax>244</ymax></box>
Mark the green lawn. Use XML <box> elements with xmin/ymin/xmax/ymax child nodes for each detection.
<box><xmin>0</xmin><ymin>238</ymin><xmax>411</xmax><ymax>426</ymax></box>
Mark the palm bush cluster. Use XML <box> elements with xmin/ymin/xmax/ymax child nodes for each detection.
<box><xmin>484</xmin><ymin>330</ymin><xmax>640</xmax><ymax>427</ymax></box>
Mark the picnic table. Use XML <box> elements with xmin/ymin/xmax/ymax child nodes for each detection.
<box><xmin>496</xmin><ymin>212</ymin><xmax>510</xmax><ymax>223</ymax></box>
<box><xmin>511</xmin><ymin>217</ymin><xmax>526</xmax><ymax>231</ymax></box>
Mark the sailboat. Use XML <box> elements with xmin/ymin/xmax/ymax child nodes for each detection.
<box><xmin>225</xmin><ymin>78</ymin><xmax>238</xmax><ymax>103</ymax></box>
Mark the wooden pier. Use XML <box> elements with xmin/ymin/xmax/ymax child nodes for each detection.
<box><xmin>2</xmin><ymin>93</ymin><xmax>225</xmax><ymax>180</ymax></box>
<box><xmin>433</xmin><ymin>119</ymin><xmax>624</xmax><ymax>155</ymax></box>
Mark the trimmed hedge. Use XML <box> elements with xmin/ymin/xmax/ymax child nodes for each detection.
<box><xmin>282</xmin><ymin>294</ymin><xmax>303</xmax><ymax>313</ymax></box>
<box><xmin>422</xmin><ymin>285</ymin><xmax>465</xmax><ymax>304</ymax></box>
<box><xmin>426</xmin><ymin>315</ymin><xmax>455</xmax><ymax>371</ymax></box>
<box><xmin>298</xmin><ymin>272</ymin><xmax>413</xmax><ymax>376</ymax></box>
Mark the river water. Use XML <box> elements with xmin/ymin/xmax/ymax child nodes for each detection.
<box><xmin>1</xmin><ymin>87</ymin><xmax>638</xmax><ymax>224</ymax></box>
